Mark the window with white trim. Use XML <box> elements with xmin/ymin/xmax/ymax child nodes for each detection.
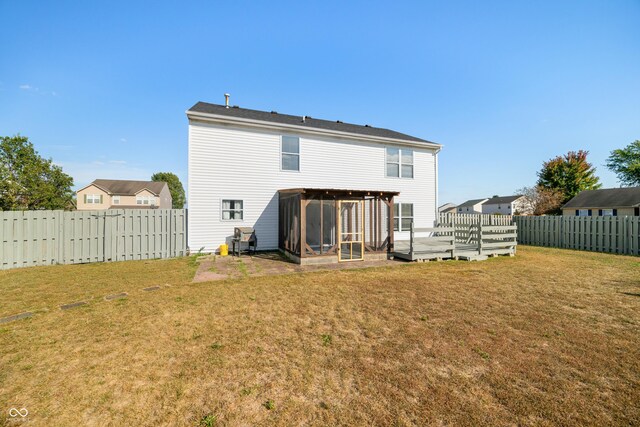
<box><xmin>281</xmin><ymin>136</ymin><xmax>300</xmax><ymax>171</ymax></box>
<box><xmin>136</xmin><ymin>196</ymin><xmax>156</xmax><ymax>205</ymax></box>
<box><xmin>386</xmin><ymin>148</ymin><xmax>413</xmax><ymax>178</ymax></box>
<box><xmin>112</xmin><ymin>196</ymin><xmax>120</xmax><ymax>205</ymax></box>
<box><xmin>222</xmin><ymin>200</ymin><xmax>243</xmax><ymax>220</ymax></box>
<box><xmin>577</xmin><ymin>209</ymin><xmax>590</xmax><ymax>216</ymax></box>
<box><xmin>601</xmin><ymin>209</ymin><xmax>614</xmax><ymax>216</ymax></box>
<box><xmin>86</xmin><ymin>194</ymin><xmax>102</xmax><ymax>204</ymax></box>
<box><xmin>393</xmin><ymin>203</ymin><xmax>414</xmax><ymax>231</ymax></box>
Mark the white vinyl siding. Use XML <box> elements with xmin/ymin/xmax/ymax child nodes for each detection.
<box><xmin>281</xmin><ymin>136</ymin><xmax>300</xmax><ymax>171</ymax></box>
<box><xmin>188</xmin><ymin>121</ymin><xmax>438</xmax><ymax>251</ymax></box>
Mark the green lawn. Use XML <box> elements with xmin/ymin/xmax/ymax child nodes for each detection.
<box><xmin>0</xmin><ymin>246</ymin><xmax>639</xmax><ymax>426</ymax></box>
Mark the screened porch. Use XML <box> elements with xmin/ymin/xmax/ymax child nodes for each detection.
<box><xmin>278</xmin><ymin>188</ymin><xmax>398</xmax><ymax>264</ymax></box>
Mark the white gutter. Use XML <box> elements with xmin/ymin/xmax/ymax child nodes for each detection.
<box><xmin>186</xmin><ymin>110</ymin><xmax>443</xmax><ymax>151</ymax></box>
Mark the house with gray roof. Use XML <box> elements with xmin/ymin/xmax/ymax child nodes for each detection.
<box><xmin>76</xmin><ymin>179</ymin><xmax>172</xmax><ymax>210</ymax></box>
<box><xmin>562</xmin><ymin>187</ymin><xmax>640</xmax><ymax>217</ymax></box>
<box><xmin>456</xmin><ymin>198</ymin><xmax>488</xmax><ymax>214</ymax></box>
<box><xmin>187</xmin><ymin>95</ymin><xmax>441</xmax><ymax>264</ymax></box>
<box><xmin>481</xmin><ymin>195</ymin><xmax>530</xmax><ymax>215</ymax></box>
<box><xmin>438</xmin><ymin>202</ymin><xmax>457</xmax><ymax>215</ymax></box>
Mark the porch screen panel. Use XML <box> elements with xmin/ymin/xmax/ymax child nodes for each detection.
<box><xmin>306</xmin><ymin>200</ymin><xmax>321</xmax><ymax>251</ymax></box>
<box><xmin>279</xmin><ymin>194</ymin><xmax>301</xmax><ymax>256</ymax></box>
<box><xmin>322</xmin><ymin>199</ymin><xmax>336</xmax><ymax>251</ymax></box>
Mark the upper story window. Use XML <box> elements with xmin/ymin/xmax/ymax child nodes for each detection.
<box><xmin>137</xmin><ymin>196</ymin><xmax>156</xmax><ymax>205</ymax></box>
<box><xmin>85</xmin><ymin>194</ymin><xmax>102</xmax><ymax>204</ymax></box>
<box><xmin>281</xmin><ymin>136</ymin><xmax>300</xmax><ymax>171</ymax></box>
<box><xmin>393</xmin><ymin>203</ymin><xmax>414</xmax><ymax>232</ymax></box>
<box><xmin>112</xmin><ymin>196</ymin><xmax>120</xmax><ymax>205</ymax></box>
<box><xmin>386</xmin><ymin>148</ymin><xmax>413</xmax><ymax>178</ymax></box>
<box><xmin>222</xmin><ymin>199</ymin><xmax>243</xmax><ymax>220</ymax></box>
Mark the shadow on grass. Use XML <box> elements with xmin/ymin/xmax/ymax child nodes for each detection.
<box><xmin>620</xmin><ymin>292</ymin><xmax>640</xmax><ymax>297</ymax></box>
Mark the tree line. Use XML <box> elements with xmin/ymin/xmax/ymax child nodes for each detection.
<box><xmin>1</xmin><ymin>135</ymin><xmax>185</xmax><ymax>210</ymax></box>
<box><xmin>1</xmin><ymin>134</ymin><xmax>638</xmax><ymax>213</ymax></box>
<box><xmin>518</xmin><ymin>141</ymin><xmax>639</xmax><ymax>215</ymax></box>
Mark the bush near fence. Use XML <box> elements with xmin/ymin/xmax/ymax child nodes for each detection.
<box><xmin>1</xmin><ymin>209</ymin><xmax>187</xmax><ymax>270</ymax></box>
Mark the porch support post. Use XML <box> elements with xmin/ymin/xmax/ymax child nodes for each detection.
<box><xmin>384</xmin><ymin>196</ymin><xmax>395</xmax><ymax>253</ymax></box>
<box><xmin>319</xmin><ymin>197</ymin><xmax>324</xmax><ymax>255</ymax></box>
<box><xmin>300</xmin><ymin>196</ymin><xmax>307</xmax><ymax>258</ymax></box>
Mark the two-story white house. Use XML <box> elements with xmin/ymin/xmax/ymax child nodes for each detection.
<box><xmin>481</xmin><ymin>195</ymin><xmax>529</xmax><ymax>215</ymax></box>
<box><xmin>187</xmin><ymin>99</ymin><xmax>441</xmax><ymax>264</ymax></box>
<box><xmin>456</xmin><ymin>198</ymin><xmax>488</xmax><ymax>214</ymax></box>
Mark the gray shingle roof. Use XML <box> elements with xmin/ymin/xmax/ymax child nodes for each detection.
<box><xmin>187</xmin><ymin>102</ymin><xmax>436</xmax><ymax>145</ymax></box>
<box><xmin>438</xmin><ymin>202</ymin><xmax>457</xmax><ymax>212</ymax></box>
<box><xmin>483</xmin><ymin>195</ymin><xmax>524</xmax><ymax>205</ymax></box>
<box><xmin>92</xmin><ymin>179</ymin><xmax>167</xmax><ymax>196</ymax></box>
<box><xmin>563</xmin><ymin>187</ymin><xmax>640</xmax><ymax>208</ymax></box>
<box><xmin>457</xmin><ymin>198</ymin><xmax>488</xmax><ymax>208</ymax></box>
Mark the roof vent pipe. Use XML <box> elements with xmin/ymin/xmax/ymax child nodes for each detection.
<box><xmin>302</xmin><ymin>115</ymin><xmax>306</xmax><ymax>123</ymax></box>
<box><xmin>224</xmin><ymin>93</ymin><xmax>230</xmax><ymax>108</ymax></box>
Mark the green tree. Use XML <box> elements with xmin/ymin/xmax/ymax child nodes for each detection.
<box><xmin>605</xmin><ymin>140</ymin><xmax>640</xmax><ymax>187</ymax></box>
<box><xmin>0</xmin><ymin>135</ymin><xmax>74</xmax><ymax>210</ymax></box>
<box><xmin>151</xmin><ymin>172</ymin><xmax>185</xmax><ymax>208</ymax></box>
<box><xmin>537</xmin><ymin>150</ymin><xmax>601</xmax><ymax>207</ymax></box>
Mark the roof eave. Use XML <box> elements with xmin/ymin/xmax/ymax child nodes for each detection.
<box><xmin>135</xmin><ymin>187</ymin><xmax>160</xmax><ymax>196</ymax></box>
<box><xmin>76</xmin><ymin>181</ymin><xmax>112</xmax><ymax>195</ymax></box>
<box><xmin>186</xmin><ymin>110</ymin><xmax>442</xmax><ymax>150</ymax></box>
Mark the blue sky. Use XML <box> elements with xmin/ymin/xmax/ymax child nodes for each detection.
<box><xmin>1</xmin><ymin>1</ymin><xmax>639</xmax><ymax>204</ymax></box>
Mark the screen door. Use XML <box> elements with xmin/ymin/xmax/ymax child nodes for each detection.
<box><xmin>338</xmin><ymin>200</ymin><xmax>364</xmax><ymax>261</ymax></box>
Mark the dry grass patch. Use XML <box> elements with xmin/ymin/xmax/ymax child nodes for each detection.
<box><xmin>0</xmin><ymin>247</ymin><xmax>639</xmax><ymax>426</ymax></box>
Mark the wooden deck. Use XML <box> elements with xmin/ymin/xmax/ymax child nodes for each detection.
<box><xmin>393</xmin><ymin>221</ymin><xmax>517</xmax><ymax>262</ymax></box>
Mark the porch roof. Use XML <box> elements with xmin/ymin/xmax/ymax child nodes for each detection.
<box><xmin>278</xmin><ymin>188</ymin><xmax>399</xmax><ymax>198</ymax></box>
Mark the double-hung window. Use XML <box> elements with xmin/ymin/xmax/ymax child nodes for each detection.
<box><xmin>112</xmin><ymin>196</ymin><xmax>120</xmax><ymax>205</ymax></box>
<box><xmin>393</xmin><ymin>203</ymin><xmax>414</xmax><ymax>232</ymax></box>
<box><xmin>386</xmin><ymin>148</ymin><xmax>413</xmax><ymax>178</ymax></box>
<box><xmin>281</xmin><ymin>136</ymin><xmax>300</xmax><ymax>171</ymax></box>
<box><xmin>222</xmin><ymin>200</ymin><xmax>243</xmax><ymax>220</ymax></box>
<box><xmin>136</xmin><ymin>196</ymin><xmax>156</xmax><ymax>205</ymax></box>
<box><xmin>86</xmin><ymin>194</ymin><xmax>102</xmax><ymax>204</ymax></box>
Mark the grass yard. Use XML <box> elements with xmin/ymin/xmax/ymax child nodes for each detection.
<box><xmin>0</xmin><ymin>246</ymin><xmax>639</xmax><ymax>426</ymax></box>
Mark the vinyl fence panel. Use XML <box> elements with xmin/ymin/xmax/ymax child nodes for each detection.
<box><xmin>0</xmin><ymin>209</ymin><xmax>188</xmax><ymax>270</ymax></box>
<box><xmin>514</xmin><ymin>215</ymin><xmax>640</xmax><ymax>256</ymax></box>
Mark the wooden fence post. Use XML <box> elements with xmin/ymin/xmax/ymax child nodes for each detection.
<box><xmin>478</xmin><ymin>218</ymin><xmax>483</xmax><ymax>255</ymax></box>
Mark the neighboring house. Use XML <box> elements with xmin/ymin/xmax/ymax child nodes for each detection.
<box><xmin>456</xmin><ymin>198</ymin><xmax>488</xmax><ymax>214</ymax></box>
<box><xmin>438</xmin><ymin>202</ymin><xmax>457</xmax><ymax>215</ymax></box>
<box><xmin>562</xmin><ymin>187</ymin><xmax>640</xmax><ymax>217</ymax></box>
<box><xmin>76</xmin><ymin>179</ymin><xmax>172</xmax><ymax>210</ymax></box>
<box><xmin>187</xmin><ymin>99</ymin><xmax>441</xmax><ymax>264</ymax></box>
<box><xmin>481</xmin><ymin>195</ymin><xmax>529</xmax><ymax>215</ymax></box>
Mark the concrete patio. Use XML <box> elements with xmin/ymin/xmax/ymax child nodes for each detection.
<box><xmin>192</xmin><ymin>251</ymin><xmax>400</xmax><ymax>282</ymax></box>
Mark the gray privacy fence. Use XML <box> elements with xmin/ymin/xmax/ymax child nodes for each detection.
<box><xmin>514</xmin><ymin>215</ymin><xmax>640</xmax><ymax>256</ymax></box>
<box><xmin>1</xmin><ymin>209</ymin><xmax>187</xmax><ymax>270</ymax></box>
